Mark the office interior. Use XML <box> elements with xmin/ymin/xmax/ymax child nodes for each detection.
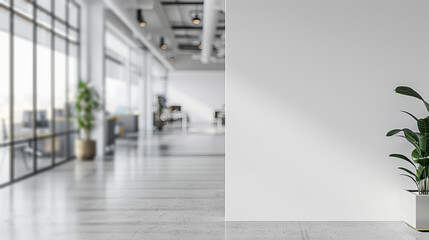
<box><xmin>1</xmin><ymin>0</ymin><xmax>429</xmax><ymax>239</ymax></box>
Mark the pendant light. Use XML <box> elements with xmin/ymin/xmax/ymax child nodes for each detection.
<box><xmin>137</xmin><ymin>9</ymin><xmax>147</xmax><ymax>27</ymax></box>
<box><xmin>192</xmin><ymin>14</ymin><xmax>201</xmax><ymax>25</ymax></box>
<box><xmin>160</xmin><ymin>37</ymin><xmax>167</xmax><ymax>50</ymax></box>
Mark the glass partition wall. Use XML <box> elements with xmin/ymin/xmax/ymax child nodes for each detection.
<box><xmin>0</xmin><ymin>0</ymin><xmax>81</xmax><ymax>186</ymax></box>
<box><xmin>105</xmin><ymin>29</ymin><xmax>144</xmax><ymax>116</ymax></box>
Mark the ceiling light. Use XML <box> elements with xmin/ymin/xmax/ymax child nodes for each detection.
<box><xmin>160</xmin><ymin>37</ymin><xmax>167</xmax><ymax>50</ymax></box>
<box><xmin>198</xmin><ymin>43</ymin><xmax>202</xmax><ymax>50</ymax></box>
<box><xmin>137</xmin><ymin>9</ymin><xmax>147</xmax><ymax>27</ymax></box>
<box><xmin>168</xmin><ymin>57</ymin><xmax>176</xmax><ymax>63</ymax></box>
<box><xmin>192</xmin><ymin>15</ymin><xmax>201</xmax><ymax>25</ymax></box>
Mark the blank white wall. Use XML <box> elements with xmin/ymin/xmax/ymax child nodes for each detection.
<box><xmin>167</xmin><ymin>70</ymin><xmax>225</xmax><ymax>124</ymax></box>
<box><xmin>226</xmin><ymin>0</ymin><xmax>429</xmax><ymax>221</ymax></box>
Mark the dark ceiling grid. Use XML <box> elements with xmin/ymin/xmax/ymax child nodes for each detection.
<box><xmin>162</xmin><ymin>0</ymin><xmax>206</xmax><ymax>48</ymax></box>
<box><xmin>176</xmin><ymin>0</ymin><xmax>192</xmax><ymax>46</ymax></box>
<box><xmin>161</xmin><ymin>1</ymin><xmax>204</xmax><ymax>5</ymax></box>
<box><xmin>159</xmin><ymin>0</ymin><xmax>224</xmax><ymax>63</ymax></box>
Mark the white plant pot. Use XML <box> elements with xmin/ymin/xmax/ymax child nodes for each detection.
<box><xmin>402</xmin><ymin>190</ymin><xmax>429</xmax><ymax>231</ymax></box>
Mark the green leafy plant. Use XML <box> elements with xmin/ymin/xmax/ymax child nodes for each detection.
<box><xmin>387</xmin><ymin>86</ymin><xmax>429</xmax><ymax>195</ymax></box>
<box><xmin>75</xmin><ymin>80</ymin><xmax>99</xmax><ymax>140</ymax></box>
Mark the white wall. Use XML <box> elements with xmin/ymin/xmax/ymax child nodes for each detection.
<box><xmin>167</xmin><ymin>70</ymin><xmax>225</xmax><ymax>124</ymax></box>
<box><xmin>226</xmin><ymin>0</ymin><xmax>429</xmax><ymax>221</ymax></box>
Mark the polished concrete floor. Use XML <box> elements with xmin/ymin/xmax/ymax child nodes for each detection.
<box><xmin>0</xmin><ymin>129</ymin><xmax>429</xmax><ymax>239</ymax></box>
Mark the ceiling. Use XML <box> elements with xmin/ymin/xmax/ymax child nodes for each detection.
<box><xmin>120</xmin><ymin>0</ymin><xmax>225</xmax><ymax>70</ymax></box>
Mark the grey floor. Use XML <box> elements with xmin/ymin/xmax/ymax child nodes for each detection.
<box><xmin>0</xmin><ymin>128</ymin><xmax>428</xmax><ymax>239</ymax></box>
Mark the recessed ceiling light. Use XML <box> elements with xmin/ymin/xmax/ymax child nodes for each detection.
<box><xmin>198</xmin><ymin>43</ymin><xmax>202</xmax><ymax>50</ymax></box>
<box><xmin>169</xmin><ymin>57</ymin><xmax>176</xmax><ymax>63</ymax></box>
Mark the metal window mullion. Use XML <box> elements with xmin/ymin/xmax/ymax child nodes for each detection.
<box><xmin>33</xmin><ymin>0</ymin><xmax>38</xmax><ymax>173</ymax></box>
<box><xmin>65</xmin><ymin>0</ymin><xmax>69</xmax><ymax>159</ymax></box>
<box><xmin>50</xmin><ymin>0</ymin><xmax>55</xmax><ymax>166</ymax></box>
<box><xmin>77</xmin><ymin>4</ymin><xmax>81</xmax><ymax>82</ymax></box>
<box><xmin>9</xmin><ymin>0</ymin><xmax>14</xmax><ymax>182</ymax></box>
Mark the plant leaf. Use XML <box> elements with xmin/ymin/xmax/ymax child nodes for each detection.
<box><xmin>395</xmin><ymin>86</ymin><xmax>429</xmax><ymax>112</ymax></box>
<box><xmin>403</xmin><ymin>128</ymin><xmax>419</xmax><ymax>142</ymax></box>
<box><xmin>389</xmin><ymin>154</ymin><xmax>416</xmax><ymax>169</ymax></box>
<box><xmin>398</xmin><ymin>167</ymin><xmax>417</xmax><ymax>178</ymax></box>
<box><xmin>75</xmin><ymin>79</ymin><xmax>99</xmax><ymax>131</ymax></box>
<box><xmin>417</xmin><ymin>166</ymin><xmax>427</xmax><ymax>180</ymax></box>
<box><xmin>418</xmin><ymin>118</ymin><xmax>429</xmax><ymax>134</ymax></box>
<box><xmin>387</xmin><ymin>129</ymin><xmax>402</xmax><ymax>137</ymax></box>
<box><xmin>401</xmin><ymin>110</ymin><xmax>418</xmax><ymax>121</ymax></box>
<box><xmin>415</xmin><ymin>158</ymin><xmax>429</xmax><ymax>167</ymax></box>
<box><xmin>419</xmin><ymin>134</ymin><xmax>429</xmax><ymax>154</ymax></box>
<box><xmin>412</xmin><ymin>149</ymin><xmax>422</xmax><ymax>159</ymax></box>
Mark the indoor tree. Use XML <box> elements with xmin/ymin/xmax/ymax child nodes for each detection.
<box><xmin>387</xmin><ymin>86</ymin><xmax>429</xmax><ymax>195</ymax></box>
<box><xmin>75</xmin><ymin>80</ymin><xmax>99</xmax><ymax>140</ymax></box>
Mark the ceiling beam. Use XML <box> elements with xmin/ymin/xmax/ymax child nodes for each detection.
<box><xmin>172</xmin><ymin>26</ymin><xmax>225</xmax><ymax>30</ymax></box>
<box><xmin>175</xmin><ymin>34</ymin><xmax>222</xmax><ymax>39</ymax></box>
<box><xmin>161</xmin><ymin>1</ymin><xmax>204</xmax><ymax>5</ymax></box>
<box><xmin>178</xmin><ymin>44</ymin><xmax>201</xmax><ymax>51</ymax></box>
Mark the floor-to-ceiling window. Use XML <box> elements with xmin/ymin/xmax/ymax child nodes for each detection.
<box><xmin>105</xmin><ymin>56</ymin><xmax>127</xmax><ymax>115</ymax></box>
<box><xmin>105</xmin><ymin>29</ymin><xmax>145</xmax><ymax>116</ymax></box>
<box><xmin>130</xmin><ymin>49</ymin><xmax>143</xmax><ymax>115</ymax></box>
<box><xmin>0</xmin><ymin>1</ymin><xmax>11</xmax><ymax>185</ymax></box>
<box><xmin>0</xmin><ymin>0</ymin><xmax>81</xmax><ymax>186</ymax></box>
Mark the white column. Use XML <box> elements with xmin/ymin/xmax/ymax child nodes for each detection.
<box><xmin>144</xmin><ymin>53</ymin><xmax>153</xmax><ymax>133</ymax></box>
<box><xmin>126</xmin><ymin>47</ymin><xmax>131</xmax><ymax>115</ymax></box>
<box><xmin>163</xmin><ymin>70</ymin><xmax>169</xmax><ymax>97</ymax></box>
<box><xmin>87</xmin><ymin>0</ymin><xmax>105</xmax><ymax>159</ymax></box>
<box><xmin>137</xmin><ymin>49</ymin><xmax>145</xmax><ymax>133</ymax></box>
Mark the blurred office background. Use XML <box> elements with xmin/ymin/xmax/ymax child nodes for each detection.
<box><xmin>0</xmin><ymin>0</ymin><xmax>225</xmax><ymax>187</ymax></box>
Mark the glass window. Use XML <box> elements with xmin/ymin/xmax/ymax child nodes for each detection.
<box><xmin>14</xmin><ymin>0</ymin><xmax>33</xmax><ymax>15</ymax></box>
<box><xmin>54</xmin><ymin>36</ymin><xmax>67</xmax><ymax>162</ymax></box>
<box><xmin>105</xmin><ymin>31</ymin><xmax>129</xmax><ymax>58</ymax></box>
<box><xmin>106</xmin><ymin>59</ymin><xmax>128</xmax><ymax>115</ymax></box>
<box><xmin>69</xmin><ymin>2</ymin><xmax>78</xmax><ymax>28</ymax></box>
<box><xmin>0</xmin><ymin>0</ymin><xmax>9</xmax><ymax>6</ymax></box>
<box><xmin>55</xmin><ymin>0</ymin><xmax>66</xmax><ymax>20</ymax></box>
<box><xmin>36</xmin><ymin>26</ymin><xmax>52</xmax><ymax>170</ymax></box>
<box><xmin>13</xmin><ymin>15</ymin><xmax>34</xmax><ymax>179</ymax></box>
<box><xmin>54</xmin><ymin>20</ymin><xmax>66</xmax><ymax>37</ymax></box>
<box><xmin>0</xmin><ymin>7</ymin><xmax>10</xmax><ymax>145</ymax></box>
<box><xmin>68</xmin><ymin>44</ymin><xmax>78</xmax><ymax>131</ymax></box>
<box><xmin>0</xmin><ymin>0</ymin><xmax>81</xmax><ymax>185</ymax></box>
<box><xmin>68</xmin><ymin>132</ymin><xmax>77</xmax><ymax>158</ymax></box>
<box><xmin>0</xmin><ymin>6</ymin><xmax>10</xmax><ymax>185</ymax></box>
<box><xmin>130</xmin><ymin>66</ymin><xmax>139</xmax><ymax>114</ymax></box>
<box><xmin>38</xmin><ymin>0</ymin><xmax>51</xmax><ymax>11</ymax></box>
<box><xmin>37</xmin><ymin>9</ymin><xmax>51</xmax><ymax>29</ymax></box>
<box><xmin>68</xmin><ymin>29</ymin><xmax>78</xmax><ymax>42</ymax></box>
<box><xmin>54</xmin><ymin>135</ymin><xmax>67</xmax><ymax>163</ymax></box>
<box><xmin>0</xmin><ymin>146</ymin><xmax>10</xmax><ymax>185</ymax></box>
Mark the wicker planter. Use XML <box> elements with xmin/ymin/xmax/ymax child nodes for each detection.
<box><xmin>75</xmin><ymin>139</ymin><xmax>96</xmax><ymax>160</ymax></box>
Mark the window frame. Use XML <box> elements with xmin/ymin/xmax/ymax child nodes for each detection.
<box><xmin>0</xmin><ymin>0</ymin><xmax>81</xmax><ymax>187</ymax></box>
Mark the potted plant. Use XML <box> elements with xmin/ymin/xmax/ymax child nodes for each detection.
<box><xmin>387</xmin><ymin>86</ymin><xmax>429</xmax><ymax>231</ymax></box>
<box><xmin>154</xmin><ymin>95</ymin><xmax>167</xmax><ymax>130</ymax></box>
<box><xmin>75</xmin><ymin>80</ymin><xmax>99</xmax><ymax>160</ymax></box>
